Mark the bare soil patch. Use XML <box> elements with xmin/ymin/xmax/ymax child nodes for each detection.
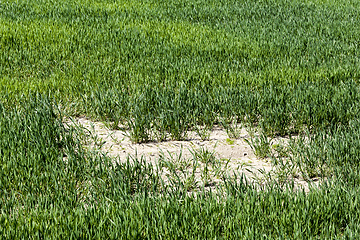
<box><xmin>71</xmin><ymin>117</ymin><xmax>319</xmax><ymax>192</ymax></box>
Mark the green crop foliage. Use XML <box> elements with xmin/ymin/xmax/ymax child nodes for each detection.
<box><xmin>2</xmin><ymin>0</ymin><xmax>360</xmax><ymax>140</ymax></box>
<box><xmin>2</xmin><ymin>0</ymin><xmax>360</xmax><ymax>238</ymax></box>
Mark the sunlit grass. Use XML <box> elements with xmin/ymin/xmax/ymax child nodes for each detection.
<box><xmin>1</xmin><ymin>0</ymin><xmax>360</xmax><ymax>238</ymax></box>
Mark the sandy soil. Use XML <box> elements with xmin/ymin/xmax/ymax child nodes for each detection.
<box><xmin>70</xmin><ymin>117</ymin><xmax>319</xmax><ymax>192</ymax></box>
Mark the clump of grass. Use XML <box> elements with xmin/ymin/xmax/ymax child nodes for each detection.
<box><xmin>158</xmin><ymin>148</ymin><xmax>199</xmax><ymax>191</ymax></box>
<box><xmin>194</xmin><ymin>124</ymin><xmax>212</xmax><ymax>141</ymax></box>
<box><xmin>245</xmin><ymin>132</ymin><xmax>273</xmax><ymax>159</ymax></box>
<box><xmin>220</xmin><ymin>116</ymin><xmax>243</xmax><ymax>139</ymax></box>
<box><xmin>190</xmin><ymin>147</ymin><xmax>231</xmax><ymax>187</ymax></box>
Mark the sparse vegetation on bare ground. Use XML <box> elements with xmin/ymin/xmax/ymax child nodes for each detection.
<box><xmin>1</xmin><ymin>0</ymin><xmax>360</xmax><ymax>238</ymax></box>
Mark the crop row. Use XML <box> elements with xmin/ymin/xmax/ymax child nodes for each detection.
<box><xmin>82</xmin><ymin>80</ymin><xmax>360</xmax><ymax>142</ymax></box>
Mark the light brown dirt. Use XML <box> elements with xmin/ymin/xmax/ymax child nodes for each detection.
<box><xmin>70</xmin><ymin>117</ymin><xmax>319</xmax><ymax>192</ymax></box>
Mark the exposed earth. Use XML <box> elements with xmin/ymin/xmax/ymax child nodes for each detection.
<box><xmin>70</xmin><ymin>117</ymin><xmax>320</xmax><ymax>192</ymax></box>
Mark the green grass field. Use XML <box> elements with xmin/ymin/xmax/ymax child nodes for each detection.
<box><xmin>1</xmin><ymin>0</ymin><xmax>360</xmax><ymax>238</ymax></box>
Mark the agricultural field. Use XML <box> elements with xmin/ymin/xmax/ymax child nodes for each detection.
<box><xmin>1</xmin><ymin>0</ymin><xmax>360</xmax><ymax>238</ymax></box>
